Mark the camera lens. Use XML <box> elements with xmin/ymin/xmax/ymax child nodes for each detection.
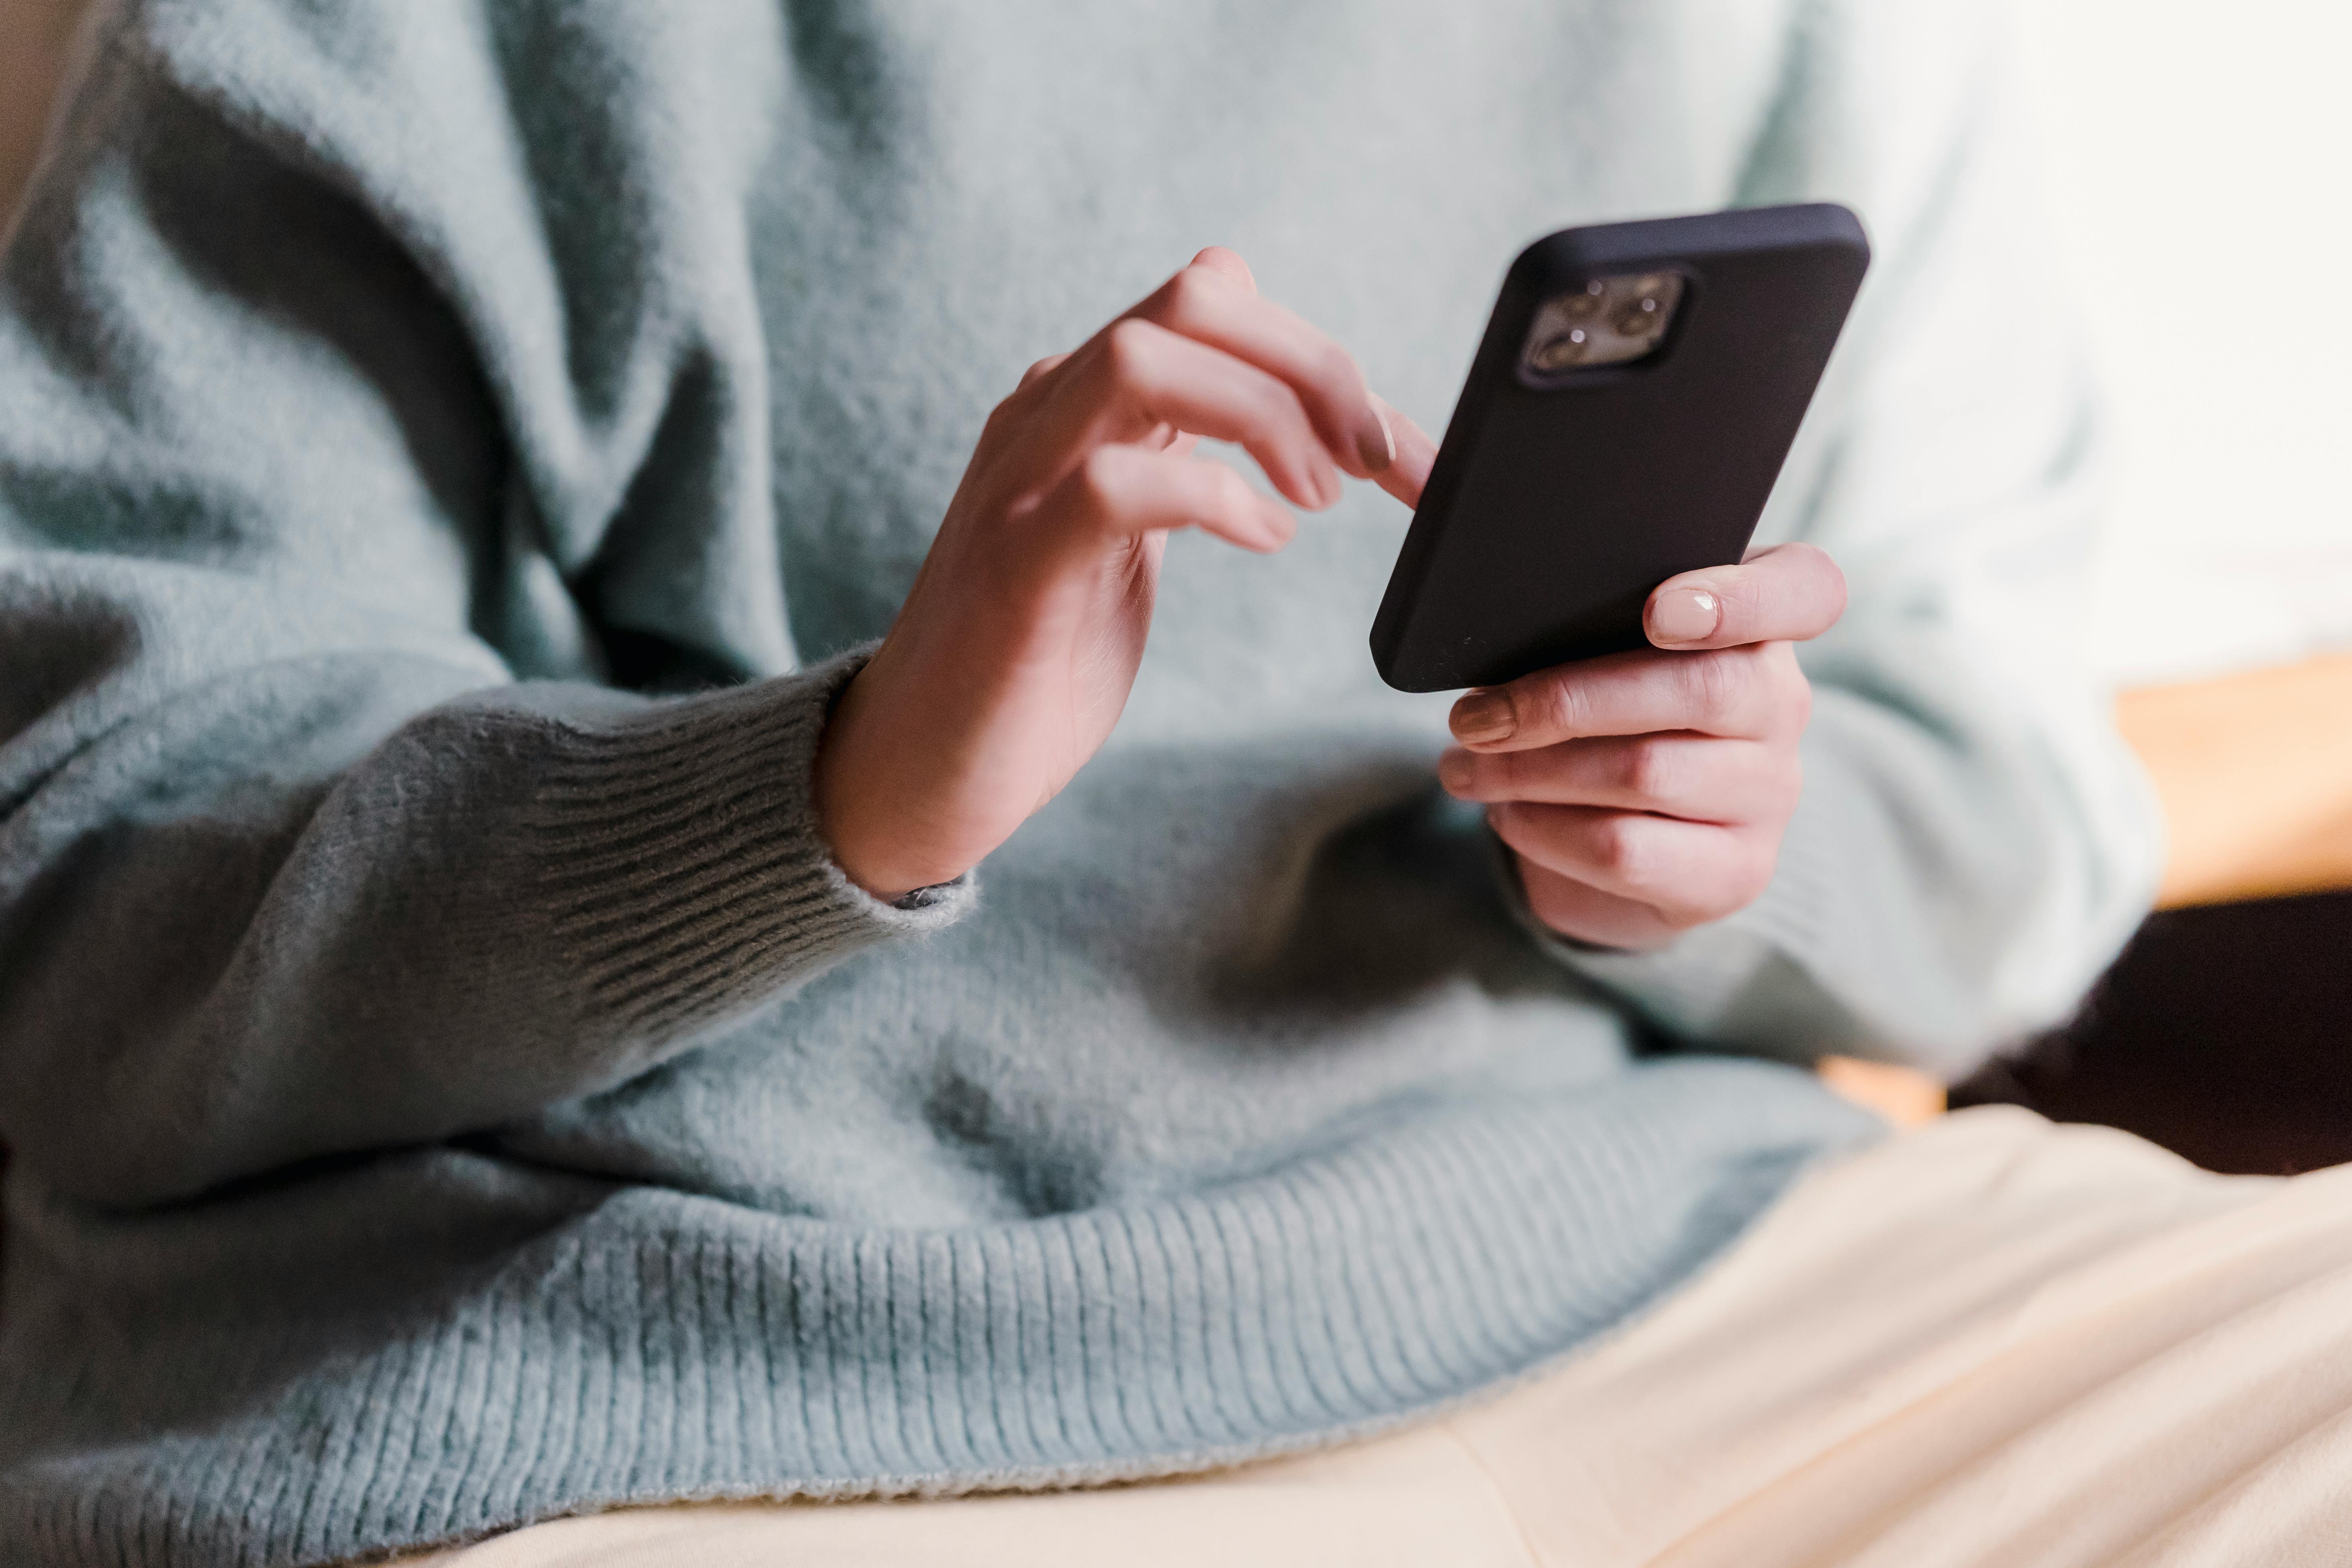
<box><xmin>1531</xmin><ymin>329</ymin><xmax>1589</xmax><ymax>370</ymax></box>
<box><xmin>1560</xmin><ymin>282</ymin><xmax>1605</xmax><ymax>319</ymax></box>
<box><xmin>1615</xmin><ymin>302</ymin><xmax>1660</xmax><ymax>336</ymax></box>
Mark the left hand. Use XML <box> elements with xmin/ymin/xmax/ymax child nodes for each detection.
<box><xmin>1434</xmin><ymin>543</ymin><xmax>1848</xmax><ymax>949</ymax></box>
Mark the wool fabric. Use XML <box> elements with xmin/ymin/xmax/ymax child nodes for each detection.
<box><xmin>0</xmin><ymin>2</ymin><xmax>2158</xmax><ymax>1563</ymax></box>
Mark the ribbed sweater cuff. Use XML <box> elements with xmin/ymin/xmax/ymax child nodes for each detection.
<box><xmin>1506</xmin><ymin>801</ymin><xmax>1848</xmax><ymax>1056</ymax></box>
<box><xmin>523</xmin><ymin>645</ymin><xmax>973</xmax><ymax>1039</ymax></box>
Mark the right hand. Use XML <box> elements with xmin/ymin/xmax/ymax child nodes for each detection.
<box><xmin>814</xmin><ymin>248</ymin><xmax>1437</xmax><ymax>899</ymax></box>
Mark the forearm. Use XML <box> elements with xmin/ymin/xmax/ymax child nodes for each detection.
<box><xmin>0</xmin><ymin>588</ymin><xmax>967</xmax><ymax>1206</ymax></box>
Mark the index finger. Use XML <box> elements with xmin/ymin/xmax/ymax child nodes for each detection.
<box><xmin>1644</xmin><ymin>542</ymin><xmax>1847</xmax><ymax>650</ymax></box>
<box><xmin>1369</xmin><ymin>393</ymin><xmax>1438</xmax><ymax>511</ymax></box>
<box><xmin>1126</xmin><ymin>249</ymin><xmax>1397</xmax><ymax>480</ymax></box>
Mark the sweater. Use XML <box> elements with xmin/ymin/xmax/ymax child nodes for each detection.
<box><xmin>0</xmin><ymin>1</ymin><xmax>2160</xmax><ymax>1564</ymax></box>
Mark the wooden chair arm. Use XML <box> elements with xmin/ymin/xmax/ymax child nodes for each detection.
<box><xmin>2121</xmin><ymin>651</ymin><xmax>2352</xmax><ymax>909</ymax></box>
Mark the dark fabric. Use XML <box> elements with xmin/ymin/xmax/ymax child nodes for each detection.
<box><xmin>1954</xmin><ymin>890</ymin><xmax>2352</xmax><ymax>1175</ymax></box>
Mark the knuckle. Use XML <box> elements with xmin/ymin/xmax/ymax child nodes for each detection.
<box><xmin>1101</xmin><ymin>318</ymin><xmax>1158</xmax><ymax>381</ymax></box>
<box><xmin>1588</xmin><ymin>813</ymin><xmax>1652</xmax><ymax>886</ymax></box>
<box><xmin>1315</xmin><ymin>341</ymin><xmax>1364</xmax><ymax>400</ymax></box>
<box><xmin>1735</xmin><ymin>647</ymin><xmax>1779</xmax><ymax>720</ymax></box>
<box><xmin>1779</xmin><ymin>661</ymin><xmax>1815</xmax><ymax>730</ymax></box>
<box><xmin>1514</xmin><ymin>673</ymin><xmax>1577</xmax><ymax>740</ymax></box>
<box><xmin>1558</xmin><ymin>677</ymin><xmax>1599</xmax><ymax>740</ymax></box>
<box><xmin>986</xmin><ymin>381</ymin><xmax>1041</xmax><ymax>432</ymax></box>
<box><xmin>1251</xmin><ymin>372</ymin><xmax>1311</xmax><ymax>434</ymax></box>
<box><xmin>1620</xmin><ymin>737</ymin><xmax>1677</xmax><ymax>803</ymax></box>
<box><xmin>1774</xmin><ymin>540</ymin><xmax>1821</xmax><ymax>575</ymax></box>
<box><xmin>1164</xmin><ymin>264</ymin><xmax>1219</xmax><ymax>319</ymax></box>
<box><xmin>1675</xmin><ymin>888</ymin><xmax>1742</xmax><ymax>931</ymax></box>
<box><xmin>1781</xmin><ymin>683</ymin><xmax>1813</xmax><ymax>736</ymax></box>
<box><xmin>1789</xmin><ymin>540</ymin><xmax>1845</xmax><ymax>592</ymax></box>
<box><xmin>1207</xmin><ymin>461</ymin><xmax>1255</xmax><ymax>515</ymax></box>
<box><xmin>1487</xmin><ymin>746</ymin><xmax>1529</xmax><ymax>797</ymax></box>
<box><xmin>1714</xmin><ymin>578</ymin><xmax>1763</xmax><ymax>638</ymax></box>
<box><xmin>1722</xmin><ymin>841</ymin><xmax>1779</xmax><ymax>912</ymax></box>
<box><xmin>1677</xmin><ymin>652</ymin><xmax>1740</xmax><ymax>726</ymax></box>
<box><xmin>1760</xmin><ymin>751</ymin><xmax>1805</xmax><ymax>819</ymax></box>
<box><xmin>1649</xmin><ymin>904</ymin><xmax>1708</xmax><ymax>936</ymax></box>
<box><xmin>1075</xmin><ymin>445</ymin><xmax>1127</xmax><ymax>509</ymax></box>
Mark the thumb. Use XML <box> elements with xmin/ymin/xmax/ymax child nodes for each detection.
<box><xmin>1645</xmin><ymin>542</ymin><xmax>1847</xmax><ymax>649</ymax></box>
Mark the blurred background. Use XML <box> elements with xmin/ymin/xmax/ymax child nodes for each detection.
<box><xmin>2013</xmin><ymin>0</ymin><xmax>2352</xmax><ymax>914</ymax></box>
<box><xmin>2022</xmin><ymin>0</ymin><xmax>2352</xmax><ymax>689</ymax></box>
<box><xmin>2</xmin><ymin>0</ymin><xmax>2348</xmax><ymax>1164</ymax></box>
<box><xmin>1950</xmin><ymin>0</ymin><xmax>2352</xmax><ymax>1167</ymax></box>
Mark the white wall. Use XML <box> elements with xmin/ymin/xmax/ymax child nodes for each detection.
<box><xmin>2007</xmin><ymin>0</ymin><xmax>2352</xmax><ymax>685</ymax></box>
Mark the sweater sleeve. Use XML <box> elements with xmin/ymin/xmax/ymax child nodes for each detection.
<box><xmin>1533</xmin><ymin>0</ymin><xmax>2163</xmax><ymax>1081</ymax></box>
<box><xmin>0</xmin><ymin>0</ymin><xmax>969</xmax><ymax>1208</ymax></box>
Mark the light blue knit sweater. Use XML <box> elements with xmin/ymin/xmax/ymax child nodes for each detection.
<box><xmin>0</xmin><ymin>2</ymin><xmax>2157</xmax><ymax>1564</ymax></box>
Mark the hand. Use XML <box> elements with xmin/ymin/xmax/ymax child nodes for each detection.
<box><xmin>1435</xmin><ymin>544</ymin><xmax>1847</xmax><ymax>949</ymax></box>
<box><xmin>815</xmin><ymin>248</ymin><xmax>1438</xmax><ymax>899</ymax></box>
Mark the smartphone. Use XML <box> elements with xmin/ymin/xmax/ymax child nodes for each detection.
<box><xmin>1369</xmin><ymin>203</ymin><xmax>1870</xmax><ymax>692</ymax></box>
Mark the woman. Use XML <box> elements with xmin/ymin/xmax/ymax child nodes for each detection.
<box><xmin>7</xmin><ymin>3</ymin><xmax>2344</xmax><ymax>1566</ymax></box>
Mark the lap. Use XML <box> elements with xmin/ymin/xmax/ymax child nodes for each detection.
<box><xmin>401</xmin><ymin>1107</ymin><xmax>2352</xmax><ymax>1567</ymax></box>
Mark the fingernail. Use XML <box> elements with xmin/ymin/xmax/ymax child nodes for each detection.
<box><xmin>1450</xmin><ymin>689</ymin><xmax>1515</xmax><ymax>744</ymax></box>
<box><xmin>1356</xmin><ymin>400</ymin><xmax>1395</xmax><ymax>473</ymax></box>
<box><xmin>1436</xmin><ymin>749</ymin><xmax>1474</xmax><ymax>794</ymax></box>
<box><xmin>1649</xmin><ymin>587</ymin><xmax>1720</xmax><ymax>645</ymax></box>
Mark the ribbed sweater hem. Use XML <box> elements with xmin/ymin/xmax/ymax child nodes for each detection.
<box><xmin>0</xmin><ymin>1060</ymin><xmax>1877</xmax><ymax>1568</ymax></box>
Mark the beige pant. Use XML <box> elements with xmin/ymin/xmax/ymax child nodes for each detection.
<box><xmin>406</xmin><ymin>1107</ymin><xmax>2352</xmax><ymax>1566</ymax></box>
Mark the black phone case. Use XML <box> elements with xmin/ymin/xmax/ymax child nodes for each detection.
<box><xmin>1370</xmin><ymin>203</ymin><xmax>1870</xmax><ymax>692</ymax></box>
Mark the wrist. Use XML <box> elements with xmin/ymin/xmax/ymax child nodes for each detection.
<box><xmin>813</xmin><ymin>673</ymin><xmax>911</xmax><ymax>901</ymax></box>
<box><xmin>813</xmin><ymin>661</ymin><xmax>979</xmax><ymax>902</ymax></box>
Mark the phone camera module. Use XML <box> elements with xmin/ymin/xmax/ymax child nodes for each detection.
<box><xmin>1522</xmin><ymin>271</ymin><xmax>1685</xmax><ymax>377</ymax></box>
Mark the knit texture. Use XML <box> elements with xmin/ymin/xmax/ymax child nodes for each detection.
<box><xmin>0</xmin><ymin>1</ymin><xmax>2160</xmax><ymax>1563</ymax></box>
<box><xmin>2</xmin><ymin>1059</ymin><xmax>1839</xmax><ymax>1566</ymax></box>
<box><xmin>520</xmin><ymin>653</ymin><xmax>961</xmax><ymax>1041</ymax></box>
